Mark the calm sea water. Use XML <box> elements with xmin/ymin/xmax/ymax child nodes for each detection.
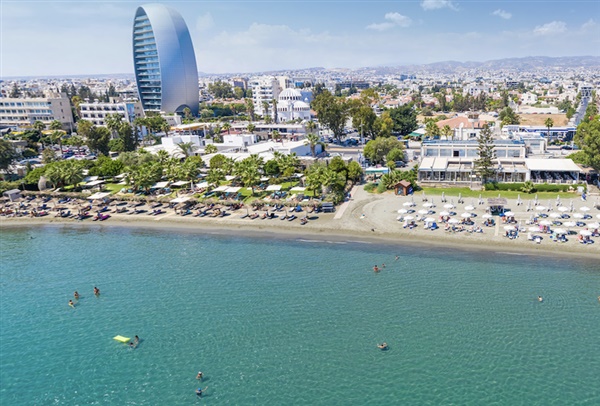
<box><xmin>1</xmin><ymin>225</ymin><xmax>599</xmax><ymax>405</ymax></box>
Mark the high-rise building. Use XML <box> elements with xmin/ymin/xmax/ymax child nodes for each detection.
<box><xmin>132</xmin><ymin>4</ymin><xmax>199</xmax><ymax>116</ymax></box>
<box><xmin>0</xmin><ymin>93</ymin><xmax>74</xmax><ymax>131</ymax></box>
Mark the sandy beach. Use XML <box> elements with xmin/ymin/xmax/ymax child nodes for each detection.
<box><xmin>2</xmin><ymin>187</ymin><xmax>599</xmax><ymax>259</ymax></box>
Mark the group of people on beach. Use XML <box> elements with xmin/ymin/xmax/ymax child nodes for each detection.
<box><xmin>68</xmin><ymin>287</ymin><xmax>100</xmax><ymax>307</ymax></box>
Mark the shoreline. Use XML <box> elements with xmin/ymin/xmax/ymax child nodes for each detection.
<box><xmin>2</xmin><ymin>186</ymin><xmax>599</xmax><ymax>261</ymax></box>
<box><xmin>2</xmin><ymin>215</ymin><xmax>599</xmax><ymax>261</ymax></box>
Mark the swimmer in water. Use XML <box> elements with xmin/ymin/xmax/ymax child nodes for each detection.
<box><xmin>196</xmin><ymin>371</ymin><xmax>203</xmax><ymax>380</ymax></box>
<box><xmin>74</xmin><ymin>291</ymin><xmax>80</xmax><ymax>300</ymax></box>
<box><xmin>538</xmin><ymin>296</ymin><xmax>543</xmax><ymax>302</ymax></box>
<box><xmin>196</xmin><ymin>387</ymin><xmax>207</xmax><ymax>397</ymax></box>
<box><xmin>377</xmin><ymin>342</ymin><xmax>388</xmax><ymax>350</ymax></box>
<box><xmin>94</xmin><ymin>287</ymin><xmax>100</xmax><ymax>296</ymax></box>
<box><xmin>373</xmin><ymin>265</ymin><xmax>379</xmax><ymax>272</ymax></box>
<box><xmin>395</xmin><ymin>255</ymin><xmax>399</xmax><ymax>261</ymax></box>
<box><xmin>382</xmin><ymin>263</ymin><xmax>386</xmax><ymax>268</ymax></box>
<box><xmin>69</xmin><ymin>300</ymin><xmax>75</xmax><ymax>308</ymax></box>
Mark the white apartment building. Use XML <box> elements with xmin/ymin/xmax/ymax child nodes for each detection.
<box><xmin>79</xmin><ymin>98</ymin><xmax>144</xmax><ymax>127</ymax></box>
<box><xmin>249</xmin><ymin>76</ymin><xmax>282</xmax><ymax>117</ymax></box>
<box><xmin>0</xmin><ymin>94</ymin><xmax>74</xmax><ymax>130</ymax></box>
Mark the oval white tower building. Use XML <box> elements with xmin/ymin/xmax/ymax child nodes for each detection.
<box><xmin>133</xmin><ymin>4</ymin><xmax>199</xmax><ymax>116</ymax></box>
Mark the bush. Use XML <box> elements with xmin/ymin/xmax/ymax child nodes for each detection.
<box><xmin>0</xmin><ymin>180</ymin><xmax>21</xmax><ymax>194</ymax></box>
<box><xmin>376</xmin><ymin>183</ymin><xmax>387</xmax><ymax>193</ymax></box>
<box><xmin>485</xmin><ymin>182</ymin><xmax>585</xmax><ymax>193</ymax></box>
<box><xmin>364</xmin><ymin>183</ymin><xmax>377</xmax><ymax>193</ymax></box>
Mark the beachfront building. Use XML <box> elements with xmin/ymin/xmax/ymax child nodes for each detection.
<box><xmin>79</xmin><ymin>99</ymin><xmax>144</xmax><ymax>127</ymax></box>
<box><xmin>502</xmin><ymin>125</ymin><xmax>577</xmax><ymax>142</ymax></box>
<box><xmin>276</xmin><ymin>88</ymin><xmax>311</xmax><ymax>123</ymax></box>
<box><xmin>417</xmin><ymin>140</ymin><xmax>580</xmax><ymax>185</ymax></box>
<box><xmin>435</xmin><ymin>113</ymin><xmax>490</xmax><ymax>140</ymax></box>
<box><xmin>0</xmin><ymin>94</ymin><xmax>74</xmax><ymax>131</ymax></box>
<box><xmin>132</xmin><ymin>4</ymin><xmax>199</xmax><ymax>116</ymax></box>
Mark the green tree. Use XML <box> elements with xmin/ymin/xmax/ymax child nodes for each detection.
<box><xmin>204</xmin><ymin>144</ymin><xmax>218</xmax><ymax>154</ymax></box>
<box><xmin>311</xmin><ymin>90</ymin><xmax>349</xmax><ymax>140</ymax></box>
<box><xmin>499</xmin><ymin>107</ymin><xmax>520</xmax><ymax>127</ymax></box>
<box><xmin>388</xmin><ymin>104</ymin><xmax>418</xmax><ymax>136</ymax></box>
<box><xmin>87</xmin><ymin>126</ymin><xmax>111</xmax><ymax>156</ymax></box>
<box><xmin>234</xmin><ymin>157</ymin><xmax>261</xmax><ymax>194</ymax></box>
<box><xmin>41</xmin><ymin>147</ymin><xmax>57</xmax><ymax>164</ymax></box>
<box><xmin>206</xmin><ymin>168</ymin><xmax>225</xmax><ymax>188</ymax></box>
<box><xmin>222</xmin><ymin>122</ymin><xmax>231</xmax><ymax>134</ymax></box>
<box><xmin>33</xmin><ymin>120</ymin><xmax>46</xmax><ymax>132</ymax></box>
<box><xmin>474</xmin><ymin>124</ymin><xmax>496</xmax><ymax>184</ymax></box>
<box><xmin>363</xmin><ymin>137</ymin><xmax>405</xmax><ymax>165</ymax></box>
<box><xmin>0</xmin><ymin>139</ymin><xmax>18</xmax><ymax>175</ymax></box>
<box><xmin>304</xmin><ymin>133</ymin><xmax>324</xmax><ymax>157</ymax></box>
<box><xmin>208</xmin><ymin>81</ymin><xmax>234</xmax><ymax>98</ymax></box>
<box><xmin>104</xmin><ymin>113</ymin><xmax>122</xmax><ymax>139</ymax></box>
<box><xmin>264</xmin><ymin>159</ymin><xmax>280</xmax><ymax>176</ymax></box>
<box><xmin>544</xmin><ymin>117</ymin><xmax>554</xmax><ymax>137</ymax></box>
<box><xmin>245</xmin><ymin>99</ymin><xmax>255</xmax><ymax>121</ymax></box>
<box><xmin>574</xmin><ymin>117</ymin><xmax>600</xmax><ymax>171</ymax></box>
<box><xmin>441</xmin><ymin>124</ymin><xmax>453</xmax><ymax>140</ymax></box>
<box><xmin>346</xmin><ymin>161</ymin><xmax>363</xmax><ymax>182</ymax></box>
<box><xmin>425</xmin><ymin>120</ymin><xmax>440</xmax><ymax>138</ymax></box>
<box><xmin>125</xmin><ymin>162</ymin><xmax>162</xmax><ymax>192</ymax></box>
<box><xmin>117</xmin><ymin>122</ymin><xmax>137</xmax><ymax>152</ymax></box>
<box><xmin>50</xmin><ymin>130</ymin><xmax>65</xmax><ymax>155</ymax></box>
<box><xmin>351</xmin><ymin>104</ymin><xmax>378</xmax><ymax>139</ymax></box>
<box><xmin>183</xmin><ymin>107</ymin><xmax>192</xmax><ymax>120</ymax></box>
<box><xmin>77</xmin><ymin>119</ymin><xmax>94</xmax><ymax>139</ymax></box>
<box><xmin>9</xmin><ymin>82</ymin><xmax>21</xmax><ymax>97</ymax></box>
<box><xmin>176</xmin><ymin>142</ymin><xmax>196</xmax><ymax>158</ymax></box>
<box><xmin>246</xmin><ymin>123</ymin><xmax>256</xmax><ymax>133</ymax></box>
<box><xmin>233</xmin><ymin>87</ymin><xmax>244</xmax><ymax>100</ymax></box>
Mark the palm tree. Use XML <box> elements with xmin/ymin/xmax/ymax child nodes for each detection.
<box><xmin>246</xmin><ymin>124</ymin><xmax>256</xmax><ymax>133</ymax></box>
<box><xmin>206</xmin><ymin>168</ymin><xmax>225</xmax><ymax>189</ymax></box>
<box><xmin>545</xmin><ymin>117</ymin><xmax>554</xmax><ymax>137</ymax></box>
<box><xmin>441</xmin><ymin>125</ymin><xmax>453</xmax><ymax>140</ymax></box>
<box><xmin>204</xmin><ymin>144</ymin><xmax>218</xmax><ymax>154</ymax></box>
<box><xmin>304</xmin><ymin>133</ymin><xmax>324</xmax><ymax>157</ymax></box>
<box><xmin>156</xmin><ymin>149</ymin><xmax>170</xmax><ymax>165</ymax></box>
<box><xmin>425</xmin><ymin>121</ymin><xmax>440</xmax><ymax>138</ymax></box>
<box><xmin>50</xmin><ymin>130</ymin><xmax>65</xmax><ymax>156</ymax></box>
<box><xmin>245</xmin><ymin>99</ymin><xmax>255</xmax><ymax>121</ymax></box>
<box><xmin>222</xmin><ymin>122</ymin><xmax>231</xmax><ymax>134</ymax></box>
<box><xmin>105</xmin><ymin>113</ymin><xmax>123</xmax><ymax>139</ymax></box>
<box><xmin>272</xmin><ymin>98</ymin><xmax>278</xmax><ymax>123</ymax></box>
<box><xmin>49</xmin><ymin>120</ymin><xmax>63</xmax><ymax>132</ymax></box>
<box><xmin>262</xmin><ymin>100</ymin><xmax>270</xmax><ymax>119</ymax></box>
<box><xmin>33</xmin><ymin>120</ymin><xmax>45</xmax><ymax>133</ymax></box>
<box><xmin>271</xmin><ymin>130</ymin><xmax>281</xmax><ymax>143</ymax></box>
<box><xmin>305</xmin><ymin>120</ymin><xmax>317</xmax><ymax>133</ymax></box>
<box><xmin>176</xmin><ymin>142</ymin><xmax>196</xmax><ymax>159</ymax></box>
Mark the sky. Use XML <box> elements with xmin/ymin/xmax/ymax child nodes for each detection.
<box><xmin>1</xmin><ymin>0</ymin><xmax>599</xmax><ymax>77</ymax></box>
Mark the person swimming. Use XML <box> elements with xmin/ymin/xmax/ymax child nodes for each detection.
<box><xmin>74</xmin><ymin>291</ymin><xmax>80</xmax><ymax>300</ymax></box>
<box><xmin>68</xmin><ymin>300</ymin><xmax>75</xmax><ymax>308</ymax></box>
<box><xmin>94</xmin><ymin>287</ymin><xmax>100</xmax><ymax>296</ymax></box>
<box><xmin>196</xmin><ymin>387</ymin><xmax>207</xmax><ymax>397</ymax></box>
<box><xmin>538</xmin><ymin>296</ymin><xmax>543</xmax><ymax>302</ymax></box>
<box><xmin>373</xmin><ymin>265</ymin><xmax>379</xmax><ymax>272</ymax></box>
<box><xmin>196</xmin><ymin>371</ymin><xmax>203</xmax><ymax>380</ymax></box>
<box><xmin>377</xmin><ymin>342</ymin><xmax>388</xmax><ymax>350</ymax></box>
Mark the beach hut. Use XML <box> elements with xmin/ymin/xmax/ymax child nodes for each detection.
<box><xmin>2</xmin><ymin>189</ymin><xmax>21</xmax><ymax>202</ymax></box>
<box><xmin>394</xmin><ymin>180</ymin><xmax>412</xmax><ymax>196</ymax></box>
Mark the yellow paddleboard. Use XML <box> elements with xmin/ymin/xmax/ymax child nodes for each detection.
<box><xmin>113</xmin><ymin>335</ymin><xmax>130</xmax><ymax>343</ymax></box>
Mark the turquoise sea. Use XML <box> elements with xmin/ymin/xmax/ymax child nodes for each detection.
<box><xmin>1</xmin><ymin>225</ymin><xmax>599</xmax><ymax>405</ymax></box>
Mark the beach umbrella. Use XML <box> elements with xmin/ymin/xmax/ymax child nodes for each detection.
<box><xmin>424</xmin><ymin>217</ymin><xmax>435</xmax><ymax>223</ymax></box>
<box><xmin>597</xmin><ymin>214</ymin><xmax>600</xmax><ymax>220</ymax></box>
<box><xmin>558</xmin><ymin>206</ymin><xmax>569</xmax><ymax>212</ymax></box>
<box><xmin>573</xmin><ymin>213</ymin><xmax>584</xmax><ymax>219</ymax></box>
<box><xmin>547</xmin><ymin>200</ymin><xmax>552</xmax><ymax>209</ymax></box>
<box><xmin>482</xmin><ymin>213</ymin><xmax>493</xmax><ymax>219</ymax></box>
<box><xmin>403</xmin><ymin>201</ymin><xmax>414</xmax><ymax>207</ymax></box>
<box><xmin>404</xmin><ymin>215</ymin><xmax>414</xmax><ymax>220</ymax></box>
<box><xmin>418</xmin><ymin>209</ymin><xmax>429</xmax><ymax>215</ymax></box>
<box><xmin>465</xmin><ymin>205</ymin><xmax>475</xmax><ymax>211</ymax></box>
<box><xmin>556</xmin><ymin>195</ymin><xmax>561</xmax><ymax>205</ymax></box>
<box><xmin>587</xmin><ymin>222</ymin><xmax>599</xmax><ymax>229</ymax></box>
<box><xmin>461</xmin><ymin>212</ymin><xmax>472</xmax><ymax>218</ymax></box>
<box><xmin>549</xmin><ymin>213</ymin><xmax>561</xmax><ymax>219</ymax></box>
<box><xmin>569</xmin><ymin>199</ymin><xmax>574</xmax><ymax>212</ymax></box>
<box><xmin>504</xmin><ymin>225</ymin><xmax>516</xmax><ymax>231</ymax></box>
<box><xmin>504</xmin><ymin>211</ymin><xmax>515</xmax><ymax>216</ymax></box>
<box><xmin>554</xmin><ymin>228</ymin><xmax>567</xmax><ymax>235</ymax></box>
<box><xmin>580</xmin><ymin>230</ymin><xmax>592</xmax><ymax>237</ymax></box>
<box><xmin>441</xmin><ymin>192</ymin><xmax>445</xmax><ymax>202</ymax></box>
<box><xmin>528</xmin><ymin>226</ymin><xmax>541</xmax><ymax>232</ymax></box>
<box><xmin>398</xmin><ymin>209</ymin><xmax>408</xmax><ymax>214</ymax></box>
<box><xmin>535</xmin><ymin>206</ymin><xmax>546</xmax><ymax>211</ymax></box>
<box><xmin>444</xmin><ymin>203</ymin><xmax>455</xmax><ymax>209</ymax></box>
<box><xmin>563</xmin><ymin>221</ymin><xmax>576</xmax><ymax>228</ymax></box>
<box><xmin>423</xmin><ymin>202</ymin><xmax>434</xmax><ymax>208</ymax></box>
<box><xmin>440</xmin><ymin>211</ymin><xmax>450</xmax><ymax>216</ymax></box>
<box><xmin>539</xmin><ymin>220</ymin><xmax>552</xmax><ymax>226</ymax></box>
<box><xmin>478</xmin><ymin>194</ymin><xmax>483</xmax><ymax>204</ymax></box>
<box><xmin>580</xmin><ymin>206</ymin><xmax>590</xmax><ymax>212</ymax></box>
<box><xmin>448</xmin><ymin>218</ymin><xmax>460</xmax><ymax>224</ymax></box>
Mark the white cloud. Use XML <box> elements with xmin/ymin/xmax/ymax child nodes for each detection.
<box><xmin>421</xmin><ymin>0</ymin><xmax>457</xmax><ymax>11</ymax></box>
<box><xmin>196</xmin><ymin>12</ymin><xmax>214</xmax><ymax>32</ymax></box>
<box><xmin>581</xmin><ymin>19</ymin><xmax>598</xmax><ymax>32</ymax></box>
<box><xmin>366</xmin><ymin>12</ymin><xmax>412</xmax><ymax>31</ymax></box>
<box><xmin>492</xmin><ymin>9</ymin><xmax>512</xmax><ymax>20</ymax></box>
<box><xmin>533</xmin><ymin>21</ymin><xmax>567</xmax><ymax>36</ymax></box>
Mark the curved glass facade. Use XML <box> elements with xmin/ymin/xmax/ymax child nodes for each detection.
<box><xmin>133</xmin><ymin>4</ymin><xmax>199</xmax><ymax>116</ymax></box>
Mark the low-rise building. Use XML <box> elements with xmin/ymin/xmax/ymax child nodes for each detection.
<box><xmin>79</xmin><ymin>98</ymin><xmax>143</xmax><ymax>127</ymax></box>
<box><xmin>0</xmin><ymin>94</ymin><xmax>74</xmax><ymax>130</ymax></box>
